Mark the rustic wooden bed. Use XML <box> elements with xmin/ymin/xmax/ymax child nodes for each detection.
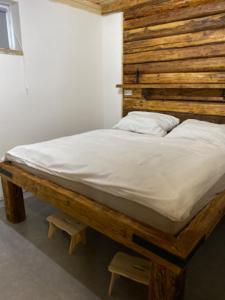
<box><xmin>0</xmin><ymin>116</ymin><xmax>225</xmax><ymax>300</ymax></box>
<box><xmin>2</xmin><ymin>0</ymin><xmax>225</xmax><ymax>299</ymax></box>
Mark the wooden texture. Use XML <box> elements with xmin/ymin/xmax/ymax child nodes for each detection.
<box><xmin>51</xmin><ymin>0</ymin><xmax>161</xmax><ymax>14</ymax></box>
<box><xmin>118</xmin><ymin>83</ymin><xmax>225</xmax><ymax>89</ymax></box>
<box><xmin>0</xmin><ymin>163</ymin><xmax>180</xmax><ymax>273</ymax></box>
<box><xmin>124</xmin><ymin>99</ymin><xmax>225</xmax><ymax>116</ymax></box>
<box><xmin>108</xmin><ymin>252</ymin><xmax>150</xmax><ymax>295</ymax></box>
<box><xmin>108</xmin><ymin>252</ymin><xmax>151</xmax><ymax>285</ymax></box>
<box><xmin>124</xmin><ymin>73</ymin><xmax>225</xmax><ymax>84</ymax></box>
<box><xmin>50</xmin><ymin>0</ymin><xmax>102</xmax><ymax>13</ymax></box>
<box><xmin>124</xmin><ymin>58</ymin><xmax>225</xmax><ymax>74</ymax></box>
<box><xmin>1</xmin><ymin>178</ymin><xmax>26</xmax><ymax>223</ymax></box>
<box><xmin>140</xmin><ymin>88</ymin><xmax>225</xmax><ymax>102</ymax></box>
<box><xmin>102</xmin><ymin>0</ymin><xmax>151</xmax><ymax>14</ymax></box>
<box><xmin>124</xmin><ymin>43</ymin><xmax>225</xmax><ymax>64</ymax></box>
<box><xmin>121</xmin><ymin>0</ymin><xmax>225</xmax><ymax>119</ymax></box>
<box><xmin>124</xmin><ymin>13</ymin><xmax>225</xmax><ymax>42</ymax></box>
<box><xmin>149</xmin><ymin>262</ymin><xmax>186</xmax><ymax>300</ymax></box>
<box><xmin>47</xmin><ymin>213</ymin><xmax>87</xmax><ymax>255</ymax></box>
<box><xmin>2</xmin><ymin>163</ymin><xmax>225</xmax><ymax>298</ymax></box>
<box><xmin>1</xmin><ymin>162</ymin><xmax>225</xmax><ymax>266</ymax></box>
<box><xmin>124</xmin><ymin>28</ymin><xmax>225</xmax><ymax>54</ymax></box>
<box><xmin>124</xmin><ymin>0</ymin><xmax>217</xmax><ymax>20</ymax></box>
<box><xmin>124</xmin><ymin>0</ymin><xmax>225</xmax><ymax>29</ymax></box>
<box><xmin>108</xmin><ymin>273</ymin><xmax>119</xmax><ymax>296</ymax></box>
<box><xmin>1</xmin><ymin>158</ymin><xmax>225</xmax><ymax>298</ymax></box>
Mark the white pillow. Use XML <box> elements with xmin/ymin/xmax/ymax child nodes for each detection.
<box><xmin>167</xmin><ymin>119</ymin><xmax>225</xmax><ymax>146</ymax></box>
<box><xmin>128</xmin><ymin>111</ymin><xmax>180</xmax><ymax>131</ymax></box>
<box><xmin>114</xmin><ymin>112</ymin><xmax>180</xmax><ymax>137</ymax></box>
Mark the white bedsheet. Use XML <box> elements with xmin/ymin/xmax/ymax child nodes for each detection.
<box><xmin>3</xmin><ymin>129</ymin><xmax>225</xmax><ymax>222</ymax></box>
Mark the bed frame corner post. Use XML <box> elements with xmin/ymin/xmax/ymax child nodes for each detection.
<box><xmin>149</xmin><ymin>261</ymin><xmax>186</xmax><ymax>300</ymax></box>
<box><xmin>1</xmin><ymin>178</ymin><xmax>26</xmax><ymax>223</ymax></box>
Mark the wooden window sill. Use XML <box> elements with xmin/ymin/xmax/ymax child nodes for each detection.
<box><xmin>0</xmin><ymin>48</ymin><xmax>23</xmax><ymax>56</ymax></box>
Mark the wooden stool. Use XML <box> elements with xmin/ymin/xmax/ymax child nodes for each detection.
<box><xmin>108</xmin><ymin>252</ymin><xmax>151</xmax><ymax>296</ymax></box>
<box><xmin>47</xmin><ymin>213</ymin><xmax>87</xmax><ymax>255</ymax></box>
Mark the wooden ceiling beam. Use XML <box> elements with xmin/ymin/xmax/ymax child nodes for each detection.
<box><xmin>101</xmin><ymin>0</ymin><xmax>151</xmax><ymax>14</ymax></box>
<box><xmin>50</xmin><ymin>0</ymin><xmax>102</xmax><ymax>14</ymax></box>
<box><xmin>51</xmin><ymin>0</ymin><xmax>151</xmax><ymax>15</ymax></box>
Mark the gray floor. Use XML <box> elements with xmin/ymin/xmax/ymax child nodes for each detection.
<box><xmin>0</xmin><ymin>196</ymin><xmax>224</xmax><ymax>300</ymax></box>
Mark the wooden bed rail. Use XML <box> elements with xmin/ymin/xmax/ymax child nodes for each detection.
<box><xmin>1</xmin><ymin>162</ymin><xmax>225</xmax><ymax>270</ymax></box>
<box><xmin>1</xmin><ymin>162</ymin><xmax>225</xmax><ymax>300</ymax></box>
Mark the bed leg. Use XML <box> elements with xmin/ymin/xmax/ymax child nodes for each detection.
<box><xmin>149</xmin><ymin>261</ymin><xmax>186</xmax><ymax>300</ymax></box>
<box><xmin>1</xmin><ymin>178</ymin><xmax>26</xmax><ymax>223</ymax></box>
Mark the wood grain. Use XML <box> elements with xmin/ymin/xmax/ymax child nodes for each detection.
<box><xmin>1</xmin><ymin>178</ymin><xmax>26</xmax><ymax>223</ymax></box>
<box><xmin>124</xmin><ymin>99</ymin><xmax>225</xmax><ymax>116</ymax></box>
<box><xmin>124</xmin><ymin>57</ymin><xmax>225</xmax><ymax>74</ymax></box>
<box><xmin>141</xmin><ymin>88</ymin><xmax>225</xmax><ymax>102</ymax></box>
<box><xmin>0</xmin><ymin>162</ymin><xmax>181</xmax><ymax>273</ymax></box>
<box><xmin>124</xmin><ymin>43</ymin><xmax>225</xmax><ymax>64</ymax></box>
<box><xmin>102</xmin><ymin>0</ymin><xmax>151</xmax><ymax>14</ymax></box>
<box><xmin>149</xmin><ymin>262</ymin><xmax>186</xmax><ymax>300</ymax></box>
<box><xmin>124</xmin><ymin>28</ymin><xmax>225</xmax><ymax>54</ymax></box>
<box><xmin>124</xmin><ymin>13</ymin><xmax>225</xmax><ymax>42</ymax></box>
<box><xmin>124</xmin><ymin>0</ymin><xmax>216</xmax><ymax>20</ymax></box>
<box><xmin>1</xmin><ymin>160</ymin><xmax>225</xmax><ymax>262</ymax></box>
<box><xmin>124</xmin><ymin>72</ymin><xmax>225</xmax><ymax>84</ymax></box>
<box><xmin>124</xmin><ymin>0</ymin><xmax>225</xmax><ymax>29</ymax></box>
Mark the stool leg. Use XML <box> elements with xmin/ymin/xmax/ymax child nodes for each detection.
<box><xmin>108</xmin><ymin>273</ymin><xmax>119</xmax><ymax>296</ymax></box>
<box><xmin>48</xmin><ymin>223</ymin><xmax>56</xmax><ymax>239</ymax></box>
<box><xmin>69</xmin><ymin>235</ymin><xmax>77</xmax><ymax>255</ymax></box>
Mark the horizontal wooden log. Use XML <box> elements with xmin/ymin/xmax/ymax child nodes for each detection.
<box><xmin>124</xmin><ymin>28</ymin><xmax>225</xmax><ymax>54</ymax></box>
<box><xmin>124</xmin><ymin>13</ymin><xmax>225</xmax><ymax>42</ymax></box>
<box><xmin>124</xmin><ymin>73</ymin><xmax>225</xmax><ymax>84</ymax></box>
<box><xmin>124</xmin><ymin>0</ymin><xmax>225</xmax><ymax>30</ymax></box>
<box><xmin>118</xmin><ymin>83</ymin><xmax>225</xmax><ymax>89</ymax></box>
<box><xmin>124</xmin><ymin>43</ymin><xmax>225</xmax><ymax>64</ymax></box>
<box><xmin>51</xmin><ymin>0</ymin><xmax>101</xmax><ymax>14</ymax></box>
<box><xmin>0</xmin><ymin>162</ymin><xmax>181</xmax><ymax>273</ymax></box>
<box><xmin>141</xmin><ymin>89</ymin><xmax>225</xmax><ymax>102</ymax></box>
<box><xmin>124</xmin><ymin>0</ymin><xmax>216</xmax><ymax>20</ymax></box>
<box><xmin>124</xmin><ymin>99</ymin><xmax>225</xmax><ymax>116</ymax></box>
<box><xmin>101</xmin><ymin>0</ymin><xmax>150</xmax><ymax>14</ymax></box>
<box><xmin>124</xmin><ymin>57</ymin><xmax>225</xmax><ymax>74</ymax></box>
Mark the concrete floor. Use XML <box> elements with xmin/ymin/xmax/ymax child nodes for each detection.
<box><xmin>0</xmin><ymin>196</ymin><xmax>224</xmax><ymax>300</ymax></box>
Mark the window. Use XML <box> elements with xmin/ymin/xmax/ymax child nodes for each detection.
<box><xmin>0</xmin><ymin>9</ymin><xmax>9</xmax><ymax>48</ymax></box>
<box><xmin>0</xmin><ymin>0</ymin><xmax>22</xmax><ymax>52</ymax></box>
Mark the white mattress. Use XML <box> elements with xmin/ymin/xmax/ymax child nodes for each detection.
<box><xmin>3</xmin><ymin>129</ymin><xmax>225</xmax><ymax>234</ymax></box>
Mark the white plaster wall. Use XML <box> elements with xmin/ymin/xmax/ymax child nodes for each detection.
<box><xmin>0</xmin><ymin>0</ymin><xmax>103</xmax><ymax>198</ymax></box>
<box><xmin>102</xmin><ymin>12</ymin><xmax>123</xmax><ymax>128</ymax></box>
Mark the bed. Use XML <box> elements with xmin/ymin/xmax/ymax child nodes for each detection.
<box><xmin>1</xmin><ymin>104</ymin><xmax>225</xmax><ymax>300</ymax></box>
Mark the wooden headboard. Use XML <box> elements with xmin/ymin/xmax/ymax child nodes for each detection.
<box><xmin>119</xmin><ymin>0</ymin><xmax>225</xmax><ymax>123</ymax></box>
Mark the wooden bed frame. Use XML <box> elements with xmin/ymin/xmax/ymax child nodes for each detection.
<box><xmin>2</xmin><ymin>1</ymin><xmax>225</xmax><ymax>298</ymax></box>
<box><xmin>1</xmin><ymin>110</ymin><xmax>225</xmax><ymax>300</ymax></box>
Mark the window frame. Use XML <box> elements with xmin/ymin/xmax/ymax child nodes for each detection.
<box><xmin>0</xmin><ymin>0</ymin><xmax>23</xmax><ymax>55</ymax></box>
<box><xmin>0</xmin><ymin>3</ymin><xmax>15</xmax><ymax>49</ymax></box>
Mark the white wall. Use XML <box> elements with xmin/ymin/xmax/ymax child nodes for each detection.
<box><xmin>0</xmin><ymin>0</ymin><xmax>103</xmax><ymax>198</ymax></box>
<box><xmin>102</xmin><ymin>13</ymin><xmax>123</xmax><ymax>128</ymax></box>
<box><xmin>0</xmin><ymin>3</ymin><xmax>123</xmax><ymax>200</ymax></box>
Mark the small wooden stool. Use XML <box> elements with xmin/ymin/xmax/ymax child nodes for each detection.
<box><xmin>47</xmin><ymin>213</ymin><xmax>87</xmax><ymax>255</ymax></box>
<box><xmin>108</xmin><ymin>252</ymin><xmax>151</xmax><ymax>296</ymax></box>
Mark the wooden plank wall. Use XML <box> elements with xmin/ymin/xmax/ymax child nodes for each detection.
<box><xmin>123</xmin><ymin>0</ymin><xmax>225</xmax><ymax>120</ymax></box>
